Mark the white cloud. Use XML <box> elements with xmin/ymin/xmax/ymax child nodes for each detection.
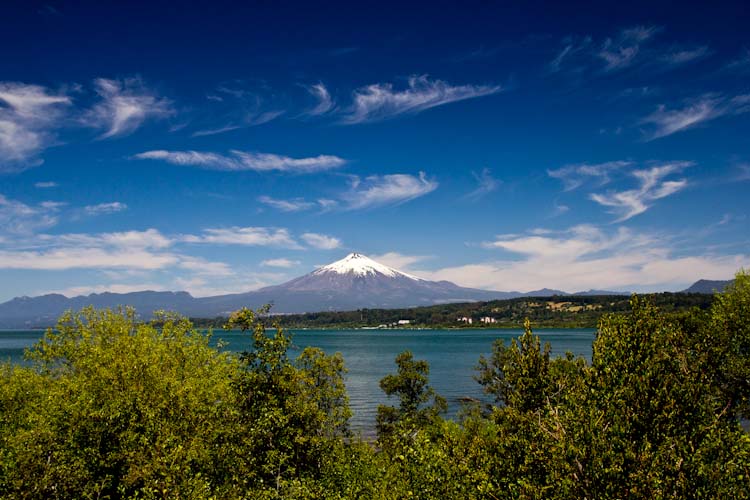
<box><xmin>317</xmin><ymin>198</ymin><xmax>339</xmax><ymax>211</ymax></box>
<box><xmin>0</xmin><ymin>82</ymin><xmax>71</xmax><ymax>169</ymax></box>
<box><xmin>182</xmin><ymin>226</ymin><xmax>302</xmax><ymax>248</ymax></box>
<box><xmin>0</xmin><ymin>246</ymin><xmax>178</xmax><ymax>271</ymax></box>
<box><xmin>134</xmin><ymin>149</ymin><xmax>346</xmax><ymax>173</ymax></box>
<box><xmin>0</xmin><ymin>193</ymin><xmax>62</xmax><ymax>234</ymax></box>
<box><xmin>261</xmin><ymin>258</ymin><xmax>301</xmax><ymax>268</ymax></box>
<box><xmin>548</xmin><ymin>161</ymin><xmax>633</xmax><ymax>191</ymax></box>
<box><xmin>641</xmin><ymin>93</ymin><xmax>750</xmax><ymax>140</ymax></box>
<box><xmin>255</xmin><ymin>171</ymin><xmax>438</xmax><ymax>213</ymax></box>
<box><xmin>258</xmin><ymin>195</ymin><xmax>316</xmax><ymax>212</ymax></box>
<box><xmin>176</xmin><ymin>256</ymin><xmax>233</xmax><ymax>277</ymax></box>
<box><xmin>550</xmin><ymin>26</ymin><xmax>707</xmax><ymax>75</ymax></box>
<box><xmin>222</xmin><ymin>150</ymin><xmax>344</xmax><ymax>173</ymax></box>
<box><xmin>464</xmin><ymin>168</ymin><xmax>500</xmax><ymax>200</ymax></box>
<box><xmin>0</xmin><ymin>228</ymin><xmax>238</xmax><ymax>285</ymax></box>
<box><xmin>548</xmin><ymin>42</ymin><xmax>578</xmax><ymax>73</ymax></box>
<box><xmin>341</xmin><ymin>75</ymin><xmax>502</xmax><ymax>124</ymax></box>
<box><xmin>589</xmin><ymin>162</ymin><xmax>690</xmax><ymax>221</ymax></box>
<box><xmin>84</xmin><ymin>201</ymin><xmax>128</xmax><ymax>215</ymax></box>
<box><xmin>301</xmin><ymin>232</ymin><xmax>341</xmax><ymax>250</ymax></box>
<box><xmin>411</xmin><ymin>225</ymin><xmax>747</xmax><ymax>293</ymax></box>
<box><xmin>598</xmin><ymin>26</ymin><xmax>659</xmax><ymax>71</ymax></box>
<box><xmin>257</xmin><ymin>195</ymin><xmax>341</xmax><ymax>213</ymax></box>
<box><xmin>191</xmin><ymin>111</ymin><xmax>284</xmax><ymax>137</ymax></box>
<box><xmin>191</xmin><ymin>124</ymin><xmax>242</xmax><ymax>137</ymax></box>
<box><xmin>343</xmin><ymin>171</ymin><xmax>438</xmax><ymax>209</ymax></box>
<box><xmin>304</xmin><ymin>83</ymin><xmax>335</xmax><ymax>116</ymax></box>
<box><xmin>370</xmin><ymin>252</ymin><xmax>431</xmax><ymax>270</ymax></box>
<box><xmin>172</xmin><ymin>272</ymin><xmax>285</xmax><ymax>297</ymax></box>
<box><xmin>662</xmin><ymin>45</ymin><xmax>710</xmax><ymax>65</ymax></box>
<box><xmin>0</xmin><ymin>83</ymin><xmax>70</xmax><ymax>118</ymax></box>
<box><xmin>244</xmin><ymin>109</ymin><xmax>285</xmax><ymax>126</ymax></box>
<box><xmin>82</xmin><ymin>77</ymin><xmax>174</xmax><ymax>138</ymax></box>
<box><xmin>552</xmin><ymin>200</ymin><xmax>570</xmax><ymax>216</ymax></box>
<box><xmin>49</xmin><ymin>228</ymin><xmax>173</xmax><ymax>249</ymax></box>
<box><xmin>34</xmin><ymin>181</ymin><xmax>58</xmax><ymax>188</ymax></box>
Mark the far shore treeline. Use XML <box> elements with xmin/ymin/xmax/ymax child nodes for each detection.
<box><xmin>0</xmin><ymin>273</ymin><xmax>749</xmax><ymax>498</ymax></box>
<box><xmin>189</xmin><ymin>292</ymin><xmax>716</xmax><ymax>330</ymax></box>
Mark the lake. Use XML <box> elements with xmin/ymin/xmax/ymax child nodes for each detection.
<box><xmin>0</xmin><ymin>328</ymin><xmax>596</xmax><ymax>435</ymax></box>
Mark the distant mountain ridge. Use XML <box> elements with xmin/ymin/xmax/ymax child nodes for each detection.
<box><xmin>680</xmin><ymin>279</ymin><xmax>734</xmax><ymax>294</ymax></box>
<box><xmin>0</xmin><ymin>254</ymin><xmax>725</xmax><ymax>328</ymax></box>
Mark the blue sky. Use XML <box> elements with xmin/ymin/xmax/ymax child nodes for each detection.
<box><xmin>0</xmin><ymin>0</ymin><xmax>748</xmax><ymax>301</ymax></box>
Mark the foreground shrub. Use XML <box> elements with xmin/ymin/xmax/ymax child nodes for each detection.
<box><xmin>0</xmin><ymin>308</ymin><xmax>240</xmax><ymax>498</ymax></box>
<box><xmin>1</xmin><ymin>272</ymin><xmax>749</xmax><ymax>499</ymax></box>
<box><xmin>0</xmin><ymin>307</ymin><xmax>360</xmax><ymax>499</ymax></box>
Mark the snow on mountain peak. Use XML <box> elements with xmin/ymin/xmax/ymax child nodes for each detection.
<box><xmin>313</xmin><ymin>253</ymin><xmax>423</xmax><ymax>281</ymax></box>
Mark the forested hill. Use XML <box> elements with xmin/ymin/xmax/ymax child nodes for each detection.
<box><xmin>191</xmin><ymin>292</ymin><xmax>715</xmax><ymax>329</ymax></box>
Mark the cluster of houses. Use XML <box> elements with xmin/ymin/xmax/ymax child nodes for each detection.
<box><xmin>457</xmin><ymin>316</ymin><xmax>497</xmax><ymax>324</ymax></box>
<box><xmin>374</xmin><ymin>319</ymin><xmax>412</xmax><ymax>329</ymax></box>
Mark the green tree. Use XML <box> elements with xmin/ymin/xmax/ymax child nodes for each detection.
<box><xmin>571</xmin><ymin>295</ymin><xmax>750</xmax><ymax>498</ymax></box>
<box><xmin>0</xmin><ymin>307</ymin><xmax>240</xmax><ymax>499</ymax></box>
<box><xmin>698</xmin><ymin>270</ymin><xmax>750</xmax><ymax>420</ymax></box>
<box><xmin>222</xmin><ymin>307</ymin><xmax>352</xmax><ymax>498</ymax></box>
<box><xmin>376</xmin><ymin>350</ymin><xmax>447</xmax><ymax>439</ymax></box>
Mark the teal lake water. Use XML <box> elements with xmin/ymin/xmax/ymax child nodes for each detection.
<box><xmin>0</xmin><ymin>328</ymin><xmax>596</xmax><ymax>434</ymax></box>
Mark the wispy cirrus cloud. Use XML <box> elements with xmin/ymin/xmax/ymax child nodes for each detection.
<box><xmin>549</xmin><ymin>25</ymin><xmax>709</xmax><ymax>76</ymax></box>
<box><xmin>82</xmin><ymin>77</ymin><xmax>174</xmax><ymax>139</ymax></box>
<box><xmin>548</xmin><ymin>161</ymin><xmax>633</xmax><ymax>191</ymax></box>
<box><xmin>190</xmin><ymin>124</ymin><xmax>242</xmax><ymax>137</ymax></box>
<box><xmin>261</xmin><ymin>258</ymin><xmax>301</xmax><ymax>268</ymax></box>
<box><xmin>343</xmin><ymin>172</ymin><xmax>438</xmax><ymax>209</ymax></box>
<box><xmin>0</xmin><ymin>193</ymin><xmax>62</xmax><ymax>234</ymax></box>
<box><xmin>641</xmin><ymin>93</ymin><xmax>750</xmax><ymax>140</ymax></box>
<box><xmin>34</xmin><ymin>181</ymin><xmax>58</xmax><ymax>188</ymax></box>
<box><xmin>303</xmin><ymin>83</ymin><xmax>335</xmax><ymax>116</ymax></box>
<box><xmin>258</xmin><ymin>173</ymin><xmax>439</xmax><ymax>213</ymax></box>
<box><xmin>340</xmin><ymin>75</ymin><xmax>502</xmax><ymax>124</ymax></box>
<box><xmin>0</xmin><ymin>82</ymin><xmax>71</xmax><ymax>170</ymax></box>
<box><xmin>598</xmin><ymin>25</ymin><xmax>659</xmax><ymax>71</ymax></box>
<box><xmin>133</xmin><ymin>149</ymin><xmax>347</xmax><ymax>173</ymax></box>
<box><xmin>191</xmin><ymin>111</ymin><xmax>284</xmax><ymax>137</ymax></box>
<box><xmin>550</xmin><ymin>200</ymin><xmax>570</xmax><ymax>217</ymax></box>
<box><xmin>317</xmin><ymin>198</ymin><xmax>339</xmax><ymax>211</ymax></box>
<box><xmin>464</xmin><ymin>168</ymin><xmax>500</xmax><ymax>201</ymax></box>
<box><xmin>301</xmin><ymin>232</ymin><xmax>342</xmax><ymax>249</ymax></box>
<box><xmin>589</xmin><ymin>162</ymin><xmax>690</xmax><ymax>221</ymax></box>
<box><xmin>84</xmin><ymin>201</ymin><xmax>128</xmax><ymax>215</ymax></box>
<box><xmin>258</xmin><ymin>196</ymin><xmax>339</xmax><ymax>213</ymax></box>
<box><xmin>549</xmin><ymin>26</ymin><xmax>659</xmax><ymax>74</ymax></box>
<box><xmin>661</xmin><ymin>45</ymin><xmax>711</xmax><ymax>65</ymax></box>
<box><xmin>258</xmin><ymin>195</ymin><xmax>316</xmax><ymax>212</ymax></box>
<box><xmin>193</xmin><ymin>81</ymin><xmax>285</xmax><ymax>136</ymax></box>
<box><xmin>181</xmin><ymin>226</ymin><xmax>302</xmax><ymax>249</ymax></box>
<box><xmin>548</xmin><ymin>36</ymin><xmax>592</xmax><ymax>73</ymax></box>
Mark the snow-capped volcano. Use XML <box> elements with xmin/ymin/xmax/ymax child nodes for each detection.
<box><xmin>219</xmin><ymin>252</ymin><xmax>510</xmax><ymax>311</ymax></box>
<box><xmin>0</xmin><ymin>253</ymin><xmax>519</xmax><ymax>325</ymax></box>
<box><xmin>312</xmin><ymin>253</ymin><xmax>423</xmax><ymax>281</ymax></box>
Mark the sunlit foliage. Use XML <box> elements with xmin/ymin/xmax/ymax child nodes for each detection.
<box><xmin>1</xmin><ymin>272</ymin><xmax>749</xmax><ymax>498</ymax></box>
